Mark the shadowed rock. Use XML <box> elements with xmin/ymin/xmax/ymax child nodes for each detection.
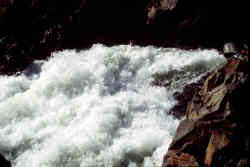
<box><xmin>0</xmin><ymin>154</ymin><xmax>11</xmax><ymax>167</ymax></box>
<box><xmin>0</xmin><ymin>0</ymin><xmax>248</xmax><ymax>75</ymax></box>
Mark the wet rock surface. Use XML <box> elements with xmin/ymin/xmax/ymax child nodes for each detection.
<box><xmin>170</xmin><ymin>75</ymin><xmax>208</xmax><ymax>119</ymax></box>
<box><xmin>163</xmin><ymin>57</ymin><xmax>249</xmax><ymax>167</ymax></box>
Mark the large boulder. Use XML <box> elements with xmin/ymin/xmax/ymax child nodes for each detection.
<box><xmin>163</xmin><ymin>57</ymin><xmax>248</xmax><ymax>167</ymax></box>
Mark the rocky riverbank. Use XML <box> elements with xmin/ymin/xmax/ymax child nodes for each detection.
<box><xmin>163</xmin><ymin>57</ymin><xmax>248</xmax><ymax>167</ymax></box>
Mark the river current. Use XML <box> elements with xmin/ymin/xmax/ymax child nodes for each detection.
<box><xmin>0</xmin><ymin>44</ymin><xmax>225</xmax><ymax>167</ymax></box>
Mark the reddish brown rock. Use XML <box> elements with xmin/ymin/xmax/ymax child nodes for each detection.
<box><xmin>163</xmin><ymin>57</ymin><xmax>249</xmax><ymax>167</ymax></box>
<box><xmin>204</xmin><ymin>130</ymin><xmax>230</xmax><ymax>167</ymax></box>
<box><xmin>164</xmin><ymin>150</ymin><xmax>199</xmax><ymax>167</ymax></box>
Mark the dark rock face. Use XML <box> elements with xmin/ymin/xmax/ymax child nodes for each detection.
<box><xmin>170</xmin><ymin>75</ymin><xmax>208</xmax><ymax>119</ymax></box>
<box><xmin>0</xmin><ymin>153</ymin><xmax>11</xmax><ymax>167</ymax></box>
<box><xmin>163</xmin><ymin>57</ymin><xmax>248</xmax><ymax>167</ymax></box>
<box><xmin>152</xmin><ymin>70</ymin><xmax>210</xmax><ymax>119</ymax></box>
<box><xmin>0</xmin><ymin>0</ymin><xmax>71</xmax><ymax>74</ymax></box>
<box><xmin>147</xmin><ymin>0</ymin><xmax>248</xmax><ymax>39</ymax></box>
<box><xmin>0</xmin><ymin>0</ymin><xmax>248</xmax><ymax>75</ymax></box>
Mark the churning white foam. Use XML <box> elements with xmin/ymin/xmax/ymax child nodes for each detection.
<box><xmin>0</xmin><ymin>44</ymin><xmax>225</xmax><ymax>167</ymax></box>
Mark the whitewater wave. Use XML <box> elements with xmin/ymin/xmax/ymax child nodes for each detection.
<box><xmin>0</xmin><ymin>44</ymin><xmax>225</xmax><ymax>167</ymax></box>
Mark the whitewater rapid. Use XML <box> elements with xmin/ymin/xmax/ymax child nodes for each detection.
<box><xmin>0</xmin><ymin>44</ymin><xmax>225</xmax><ymax>167</ymax></box>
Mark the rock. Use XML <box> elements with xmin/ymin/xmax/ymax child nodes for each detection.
<box><xmin>171</xmin><ymin>75</ymin><xmax>207</xmax><ymax>118</ymax></box>
<box><xmin>0</xmin><ymin>154</ymin><xmax>11</xmax><ymax>167</ymax></box>
<box><xmin>163</xmin><ymin>150</ymin><xmax>199</xmax><ymax>167</ymax></box>
<box><xmin>147</xmin><ymin>0</ymin><xmax>178</xmax><ymax>24</ymax></box>
<box><xmin>237</xmin><ymin>159</ymin><xmax>248</xmax><ymax>167</ymax></box>
<box><xmin>151</xmin><ymin>65</ymin><xmax>211</xmax><ymax>119</ymax></box>
<box><xmin>163</xmin><ymin>57</ymin><xmax>249</xmax><ymax>167</ymax></box>
<box><xmin>0</xmin><ymin>7</ymin><xmax>7</xmax><ymax>24</ymax></box>
<box><xmin>204</xmin><ymin>130</ymin><xmax>230</xmax><ymax>167</ymax></box>
<box><xmin>186</xmin><ymin>58</ymin><xmax>243</xmax><ymax>120</ymax></box>
<box><xmin>0</xmin><ymin>0</ymin><xmax>248</xmax><ymax>75</ymax></box>
<box><xmin>0</xmin><ymin>1</ymin><xmax>13</xmax><ymax>24</ymax></box>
